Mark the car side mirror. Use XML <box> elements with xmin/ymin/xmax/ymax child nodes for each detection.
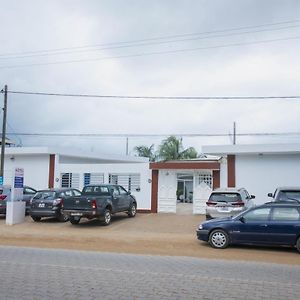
<box><xmin>239</xmin><ymin>216</ymin><xmax>245</xmax><ymax>223</ymax></box>
<box><xmin>127</xmin><ymin>191</ymin><xmax>131</xmax><ymax>195</ymax></box>
<box><xmin>267</xmin><ymin>193</ymin><xmax>273</xmax><ymax>198</ymax></box>
<box><xmin>250</xmin><ymin>195</ymin><xmax>255</xmax><ymax>199</ymax></box>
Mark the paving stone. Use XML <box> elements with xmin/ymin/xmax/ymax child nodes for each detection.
<box><xmin>0</xmin><ymin>246</ymin><xmax>299</xmax><ymax>299</ymax></box>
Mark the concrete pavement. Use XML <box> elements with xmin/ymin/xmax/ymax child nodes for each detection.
<box><xmin>0</xmin><ymin>246</ymin><xmax>299</xmax><ymax>300</ymax></box>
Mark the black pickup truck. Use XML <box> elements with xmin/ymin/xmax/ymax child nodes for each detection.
<box><xmin>62</xmin><ymin>184</ymin><xmax>137</xmax><ymax>225</ymax></box>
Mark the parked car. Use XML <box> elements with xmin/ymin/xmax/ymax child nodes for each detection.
<box><xmin>268</xmin><ymin>186</ymin><xmax>300</xmax><ymax>202</ymax></box>
<box><xmin>22</xmin><ymin>186</ymin><xmax>37</xmax><ymax>213</ymax></box>
<box><xmin>62</xmin><ymin>184</ymin><xmax>137</xmax><ymax>226</ymax></box>
<box><xmin>205</xmin><ymin>188</ymin><xmax>255</xmax><ymax>220</ymax></box>
<box><xmin>30</xmin><ymin>188</ymin><xmax>81</xmax><ymax>222</ymax></box>
<box><xmin>0</xmin><ymin>185</ymin><xmax>11</xmax><ymax>215</ymax></box>
<box><xmin>197</xmin><ymin>202</ymin><xmax>300</xmax><ymax>252</ymax></box>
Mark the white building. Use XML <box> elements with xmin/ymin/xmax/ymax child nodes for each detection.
<box><xmin>2</xmin><ymin>147</ymin><xmax>152</xmax><ymax>211</ymax></box>
<box><xmin>202</xmin><ymin>143</ymin><xmax>300</xmax><ymax>205</ymax></box>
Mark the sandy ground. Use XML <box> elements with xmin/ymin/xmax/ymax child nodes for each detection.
<box><xmin>0</xmin><ymin>213</ymin><xmax>299</xmax><ymax>265</ymax></box>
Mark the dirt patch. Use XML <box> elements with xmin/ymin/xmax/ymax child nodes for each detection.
<box><xmin>0</xmin><ymin>214</ymin><xmax>299</xmax><ymax>265</ymax></box>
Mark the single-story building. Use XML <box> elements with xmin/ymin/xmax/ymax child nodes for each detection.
<box><xmin>202</xmin><ymin>143</ymin><xmax>300</xmax><ymax>204</ymax></box>
<box><xmin>2</xmin><ymin>147</ymin><xmax>152</xmax><ymax>212</ymax></box>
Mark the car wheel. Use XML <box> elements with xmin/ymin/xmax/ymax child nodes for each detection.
<box><xmin>102</xmin><ymin>209</ymin><xmax>111</xmax><ymax>226</ymax></box>
<box><xmin>31</xmin><ymin>216</ymin><xmax>41</xmax><ymax>222</ymax></box>
<box><xmin>128</xmin><ymin>203</ymin><xmax>137</xmax><ymax>218</ymax></box>
<box><xmin>296</xmin><ymin>237</ymin><xmax>300</xmax><ymax>253</ymax></box>
<box><xmin>209</xmin><ymin>229</ymin><xmax>229</xmax><ymax>249</ymax></box>
<box><xmin>57</xmin><ymin>213</ymin><xmax>69</xmax><ymax>222</ymax></box>
<box><xmin>69</xmin><ymin>216</ymin><xmax>80</xmax><ymax>225</ymax></box>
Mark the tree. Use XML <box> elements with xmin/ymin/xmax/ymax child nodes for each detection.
<box><xmin>134</xmin><ymin>144</ymin><xmax>156</xmax><ymax>162</ymax></box>
<box><xmin>158</xmin><ymin>136</ymin><xmax>198</xmax><ymax>161</ymax></box>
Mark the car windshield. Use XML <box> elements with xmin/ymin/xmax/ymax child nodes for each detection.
<box><xmin>209</xmin><ymin>193</ymin><xmax>241</xmax><ymax>202</ymax></box>
<box><xmin>278</xmin><ymin>191</ymin><xmax>300</xmax><ymax>201</ymax></box>
<box><xmin>33</xmin><ymin>191</ymin><xmax>56</xmax><ymax>200</ymax></box>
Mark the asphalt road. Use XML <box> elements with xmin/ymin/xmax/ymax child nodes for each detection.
<box><xmin>0</xmin><ymin>246</ymin><xmax>299</xmax><ymax>300</ymax></box>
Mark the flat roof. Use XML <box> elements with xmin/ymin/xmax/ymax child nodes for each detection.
<box><xmin>2</xmin><ymin>146</ymin><xmax>149</xmax><ymax>164</ymax></box>
<box><xmin>202</xmin><ymin>143</ymin><xmax>300</xmax><ymax>155</ymax></box>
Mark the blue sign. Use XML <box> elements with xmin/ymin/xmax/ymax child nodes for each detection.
<box><xmin>0</xmin><ymin>176</ymin><xmax>3</xmax><ymax>185</ymax></box>
<box><xmin>14</xmin><ymin>176</ymin><xmax>24</xmax><ymax>188</ymax></box>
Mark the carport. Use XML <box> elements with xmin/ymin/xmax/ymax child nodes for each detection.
<box><xmin>150</xmin><ymin>158</ymin><xmax>221</xmax><ymax>214</ymax></box>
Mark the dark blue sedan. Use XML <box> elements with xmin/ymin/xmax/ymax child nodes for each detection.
<box><xmin>197</xmin><ymin>202</ymin><xmax>300</xmax><ymax>253</ymax></box>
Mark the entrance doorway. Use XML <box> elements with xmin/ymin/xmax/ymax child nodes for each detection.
<box><xmin>177</xmin><ymin>173</ymin><xmax>193</xmax><ymax>214</ymax></box>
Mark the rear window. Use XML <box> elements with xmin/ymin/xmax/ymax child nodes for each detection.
<box><xmin>33</xmin><ymin>191</ymin><xmax>56</xmax><ymax>200</ymax></box>
<box><xmin>82</xmin><ymin>186</ymin><xmax>110</xmax><ymax>196</ymax></box>
<box><xmin>209</xmin><ymin>193</ymin><xmax>242</xmax><ymax>202</ymax></box>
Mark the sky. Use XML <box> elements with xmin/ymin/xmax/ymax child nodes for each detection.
<box><xmin>0</xmin><ymin>0</ymin><xmax>300</xmax><ymax>156</ymax></box>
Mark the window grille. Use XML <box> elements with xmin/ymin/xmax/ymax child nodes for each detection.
<box><xmin>60</xmin><ymin>173</ymin><xmax>80</xmax><ymax>188</ymax></box>
<box><xmin>198</xmin><ymin>174</ymin><xmax>212</xmax><ymax>188</ymax></box>
<box><xmin>84</xmin><ymin>173</ymin><xmax>104</xmax><ymax>185</ymax></box>
<box><xmin>109</xmin><ymin>173</ymin><xmax>141</xmax><ymax>192</ymax></box>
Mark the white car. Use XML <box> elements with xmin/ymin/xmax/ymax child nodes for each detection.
<box><xmin>205</xmin><ymin>188</ymin><xmax>255</xmax><ymax>220</ymax></box>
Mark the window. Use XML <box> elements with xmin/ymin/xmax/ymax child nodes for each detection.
<box><xmin>209</xmin><ymin>193</ymin><xmax>241</xmax><ymax>203</ymax></box>
<box><xmin>243</xmin><ymin>208</ymin><xmax>271</xmax><ymax>221</ymax></box>
<box><xmin>84</xmin><ymin>173</ymin><xmax>104</xmax><ymax>186</ymax></box>
<box><xmin>109</xmin><ymin>174</ymin><xmax>141</xmax><ymax>192</ymax></box>
<box><xmin>73</xmin><ymin>190</ymin><xmax>81</xmax><ymax>196</ymax></box>
<box><xmin>61</xmin><ymin>173</ymin><xmax>80</xmax><ymax>188</ymax></box>
<box><xmin>271</xmin><ymin>207</ymin><xmax>300</xmax><ymax>221</ymax></box>
<box><xmin>119</xmin><ymin>186</ymin><xmax>128</xmax><ymax>195</ymax></box>
<box><xmin>64</xmin><ymin>190</ymin><xmax>73</xmax><ymax>197</ymax></box>
<box><xmin>82</xmin><ymin>186</ymin><xmax>110</xmax><ymax>196</ymax></box>
<box><xmin>110</xmin><ymin>186</ymin><xmax>120</xmax><ymax>196</ymax></box>
<box><xmin>24</xmin><ymin>187</ymin><xmax>36</xmax><ymax>195</ymax></box>
<box><xmin>198</xmin><ymin>174</ymin><xmax>212</xmax><ymax>188</ymax></box>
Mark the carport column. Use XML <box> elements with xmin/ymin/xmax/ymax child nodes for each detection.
<box><xmin>49</xmin><ymin>154</ymin><xmax>59</xmax><ymax>188</ymax></box>
<box><xmin>227</xmin><ymin>155</ymin><xmax>236</xmax><ymax>187</ymax></box>
<box><xmin>48</xmin><ymin>154</ymin><xmax>55</xmax><ymax>188</ymax></box>
<box><xmin>212</xmin><ymin>170</ymin><xmax>220</xmax><ymax>190</ymax></box>
<box><xmin>151</xmin><ymin>170</ymin><xmax>158</xmax><ymax>213</ymax></box>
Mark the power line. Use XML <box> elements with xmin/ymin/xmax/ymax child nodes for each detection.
<box><xmin>1</xmin><ymin>24</ymin><xmax>299</xmax><ymax>60</ymax></box>
<box><xmin>6</xmin><ymin>132</ymin><xmax>300</xmax><ymax>138</ymax></box>
<box><xmin>1</xmin><ymin>35</ymin><xmax>300</xmax><ymax>69</ymax></box>
<box><xmin>1</xmin><ymin>19</ymin><xmax>300</xmax><ymax>57</ymax></box>
<box><xmin>3</xmin><ymin>90</ymin><xmax>300</xmax><ymax>100</ymax></box>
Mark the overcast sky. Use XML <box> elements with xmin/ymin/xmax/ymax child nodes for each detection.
<box><xmin>0</xmin><ymin>0</ymin><xmax>300</xmax><ymax>156</ymax></box>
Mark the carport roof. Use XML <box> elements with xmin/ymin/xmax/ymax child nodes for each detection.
<box><xmin>4</xmin><ymin>146</ymin><xmax>149</xmax><ymax>164</ymax></box>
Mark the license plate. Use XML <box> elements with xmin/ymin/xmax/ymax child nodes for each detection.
<box><xmin>71</xmin><ymin>212</ymin><xmax>82</xmax><ymax>216</ymax></box>
<box><xmin>38</xmin><ymin>203</ymin><xmax>45</xmax><ymax>208</ymax></box>
<box><xmin>219</xmin><ymin>207</ymin><xmax>229</xmax><ymax>211</ymax></box>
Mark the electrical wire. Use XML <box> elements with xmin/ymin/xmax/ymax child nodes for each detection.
<box><xmin>1</xmin><ymin>35</ymin><xmax>300</xmax><ymax>69</ymax></box>
<box><xmin>1</xmin><ymin>19</ymin><xmax>300</xmax><ymax>57</ymax></box>
<box><xmin>5</xmin><ymin>132</ymin><xmax>300</xmax><ymax>138</ymax></box>
<box><xmin>3</xmin><ymin>90</ymin><xmax>300</xmax><ymax>100</ymax></box>
<box><xmin>1</xmin><ymin>24</ymin><xmax>299</xmax><ymax>60</ymax></box>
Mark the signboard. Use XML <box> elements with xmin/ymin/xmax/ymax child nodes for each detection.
<box><xmin>12</xmin><ymin>168</ymin><xmax>24</xmax><ymax>201</ymax></box>
<box><xmin>14</xmin><ymin>168</ymin><xmax>24</xmax><ymax>188</ymax></box>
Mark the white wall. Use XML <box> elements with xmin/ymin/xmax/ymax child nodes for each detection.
<box><xmin>58</xmin><ymin>162</ymin><xmax>152</xmax><ymax>210</ymax></box>
<box><xmin>4</xmin><ymin>155</ymin><xmax>50</xmax><ymax>190</ymax></box>
<box><xmin>235</xmin><ymin>154</ymin><xmax>300</xmax><ymax>205</ymax></box>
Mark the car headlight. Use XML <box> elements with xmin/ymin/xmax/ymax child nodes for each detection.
<box><xmin>198</xmin><ymin>224</ymin><xmax>203</xmax><ymax>230</ymax></box>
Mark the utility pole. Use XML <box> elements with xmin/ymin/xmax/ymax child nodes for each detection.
<box><xmin>0</xmin><ymin>85</ymin><xmax>8</xmax><ymax>184</ymax></box>
<box><xmin>126</xmin><ymin>137</ymin><xmax>129</xmax><ymax>155</ymax></box>
<box><xmin>233</xmin><ymin>121</ymin><xmax>236</xmax><ymax>145</ymax></box>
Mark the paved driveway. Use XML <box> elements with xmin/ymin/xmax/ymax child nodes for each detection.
<box><xmin>0</xmin><ymin>214</ymin><xmax>299</xmax><ymax>265</ymax></box>
<box><xmin>0</xmin><ymin>246</ymin><xmax>299</xmax><ymax>300</ymax></box>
